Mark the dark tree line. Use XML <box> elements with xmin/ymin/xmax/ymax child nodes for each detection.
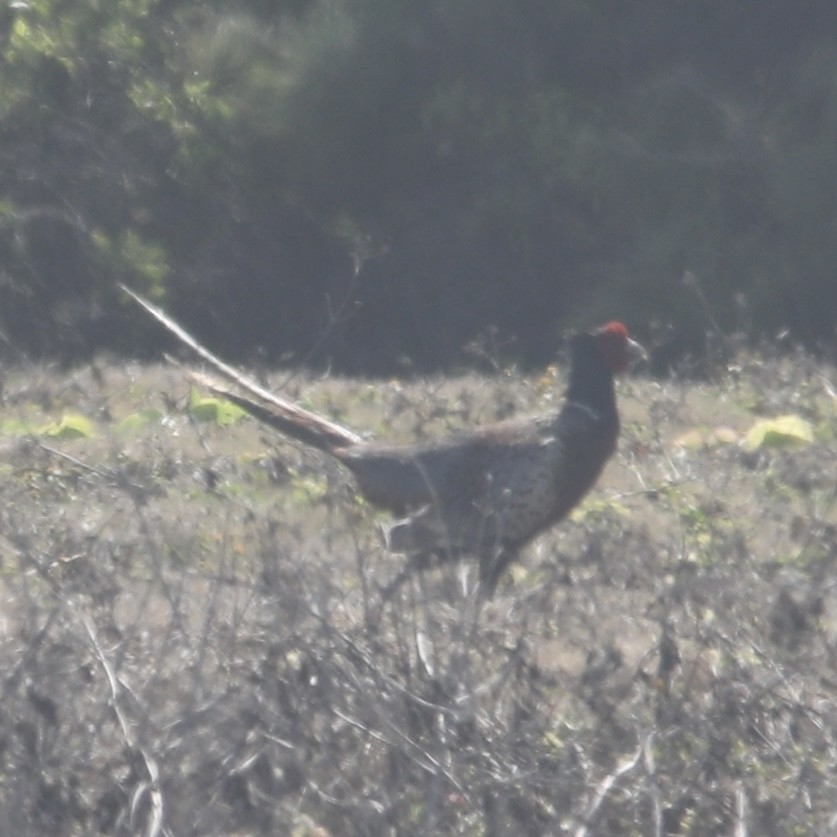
<box><xmin>1</xmin><ymin>0</ymin><xmax>835</xmax><ymax>372</ymax></box>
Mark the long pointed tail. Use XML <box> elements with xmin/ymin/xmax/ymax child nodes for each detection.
<box><xmin>191</xmin><ymin>370</ymin><xmax>362</xmax><ymax>453</ymax></box>
<box><xmin>122</xmin><ymin>286</ymin><xmax>363</xmax><ymax>454</ymax></box>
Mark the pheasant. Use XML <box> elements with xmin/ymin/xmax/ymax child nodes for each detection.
<box><xmin>122</xmin><ymin>289</ymin><xmax>645</xmax><ymax>594</ymax></box>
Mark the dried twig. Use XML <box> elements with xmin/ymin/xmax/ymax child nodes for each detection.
<box><xmin>575</xmin><ymin>737</ymin><xmax>647</xmax><ymax>837</ymax></box>
<box><xmin>79</xmin><ymin>611</ymin><xmax>165</xmax><ymax>837</ymax></box>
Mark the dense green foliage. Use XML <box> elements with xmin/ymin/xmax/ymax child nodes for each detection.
<box><xmin>1</xmin><ymin>1</ymin><xmax>835</xmax><ymax>371</ymax></box>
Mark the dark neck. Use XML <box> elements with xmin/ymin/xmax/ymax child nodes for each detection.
<box><xmin>564</xmin><ymin>334</ymin><xmax>617</xmax><ymax>421</ymax></box>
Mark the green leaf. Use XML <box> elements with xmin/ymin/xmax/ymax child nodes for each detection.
<box><xmin>115</xmin><ymin>408</ymin><xmax>164</xmax><ymax>434</ymax></box>
<box><xmin>743</xmin><ymin>415</ymin><xmax>814</xmax><ymax>451</ymax></box>
<box><xmin>0</xmin><ymin>418</ymin><xmax>30</xmax><ymax>436</ymax></box>
<box><xmin>38</xmin><ymin>413</ymin><xmax>96</xmax><ymax>440</ymax></box>
<box><xmin>189</xmin><ymin>389</ymin><xmax>248</xmax><ymax>426</ymax></box>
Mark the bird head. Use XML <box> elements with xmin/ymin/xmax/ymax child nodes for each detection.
<box><xmin>593</xmin><ymin>322</ymin><xmax>647</xmax><ymax>375</ymax></box>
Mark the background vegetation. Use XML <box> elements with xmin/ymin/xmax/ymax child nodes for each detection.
<box><xmin>0</xmin><ymin>353</ymin><xmax>835</xmax><ymax>834</ymax></box>
<box><xmin>0</xmin><ymin>1</ymin><xmax>835</xmax><ymax>372</ymax></box>
<box><xmin>1</xmin><ymin>5</ymin><xmax>836</xmax><ymax>834</ymax></box>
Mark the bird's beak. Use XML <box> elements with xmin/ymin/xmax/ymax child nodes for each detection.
<box><xmin>627</xmin><ymin>337</ymin><xmax>648</xmax><ymax>366</ymax></box>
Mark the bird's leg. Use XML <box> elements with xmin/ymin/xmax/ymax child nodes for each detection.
<box><xmin>378</xmin><ymin>551</ymin><xmax>433</xmax><ymax>602</ymax></box>
<box><xmin>478</xmin><ymin>546</ymin><xmax>515</xmax><ymax>599</ymax></box>
<box><xmin>378</xmin><ymin>566</ymin><xmax>411</xmax><ymax>602</ymax></box>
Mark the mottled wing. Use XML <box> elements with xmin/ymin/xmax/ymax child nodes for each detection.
<box><xmin>336</xmin><ymin>414</ymin><xmax>554</xmax><ymax>517</ymax></box>
<box><xmin>454</xmin><ymin>403</ymin><xmax>618</xmax><ymax>551</ymax></box>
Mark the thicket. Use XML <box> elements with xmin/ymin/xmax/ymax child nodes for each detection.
<box><xmin>1</xmin><ymin>1</ymin><xmax>836</xmax><ymax>372</ymax></box>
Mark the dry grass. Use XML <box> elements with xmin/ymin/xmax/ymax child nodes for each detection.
<box><xmin>0</xmin><ymin>350</ymin><xmax>835</xmax><ymax>835</ymax></box>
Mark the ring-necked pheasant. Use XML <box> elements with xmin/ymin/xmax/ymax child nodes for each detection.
<box><xmin>123</xmin><ymin>288</ymin><xmax>645</xmax><ymax>595</ymax></box>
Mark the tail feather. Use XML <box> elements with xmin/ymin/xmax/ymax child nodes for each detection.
<box><xmin>121</xmin><ymin>286</ymin><xmax>362</xmax><ymax>454</ymax></box>
<box><xmin>191</xmin><ymin>371</ymin><xmax>362</xmax><ymax>454</ymax></box>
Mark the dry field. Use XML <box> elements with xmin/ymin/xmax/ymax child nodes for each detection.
<box><xmin>0</xmin><ymin>348</ymin><xmax>835</xmax><ymax>835</ymax></box>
